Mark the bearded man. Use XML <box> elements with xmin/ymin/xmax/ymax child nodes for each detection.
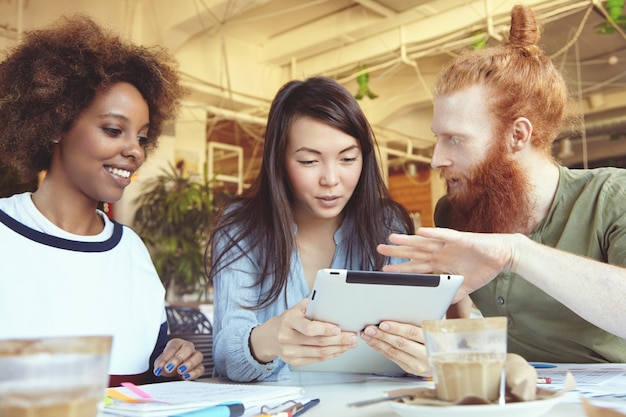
<box><xmin>358</xmin><ymin>4</ymin><xmax>626</xmax><ymax>376</ymax></box>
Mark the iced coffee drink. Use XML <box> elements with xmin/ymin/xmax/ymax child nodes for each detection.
<box><xmin>0</xmin><ymin>336</ymin><xmax>111</xmax><ymax>417</ymax></box>
<box><xmin>423</xmin><ymin>317</ymin><xmax>507</xmax><ymax>403</ymax></box>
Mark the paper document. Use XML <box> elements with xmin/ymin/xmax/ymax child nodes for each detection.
<box><xmin>535</xmin><ymin>363</ymin><xmax>626</xmax><ymax>386</ymax></box>
<box><xmin>537</xmin><ymin>363</ymin><xmax>626</xmax><ymax>414</ymax></box>
<box><xmin>102</xmin><ymin>380</ymin><xmax>303</xmax><ymax>417</ymax></box>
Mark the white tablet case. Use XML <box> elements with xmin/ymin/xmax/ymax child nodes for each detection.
<box><xmin>291</xmin><ymin>269</ymin><xmax>464</xmax><ymax>375</ymax></box>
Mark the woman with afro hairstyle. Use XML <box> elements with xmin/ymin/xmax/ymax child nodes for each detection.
<box><xmin>0</xmin><ymin>15</ymin><xmax>205</xmax><ymax>386</ymax></box>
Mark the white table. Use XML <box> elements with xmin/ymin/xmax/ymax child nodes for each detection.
<box><xmin>249</xmin><ymin>364</ymin><xmax>626</xmax><ymax>417</ymax></box>
<box><xmin>100</xmin><ymin>364</ymin><xmax>626</xmax><ymax>417</ymax></box>
<box><xmin>257</xmin><ymin>371</ymin><xmax>582</xmax><ymax>417</ymax></box>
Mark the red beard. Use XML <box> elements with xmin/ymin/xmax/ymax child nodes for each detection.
<box><xmin>445</xmin><ymin>141</ymin><xmax>532</xmax><ymax>234</ymax></box>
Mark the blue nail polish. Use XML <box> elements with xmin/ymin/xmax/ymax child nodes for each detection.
<box><xmin>166</xmin><ymin>363</ymin><xmax>174</xmax><ymax>372</ymax></box>
<box><xmin>183</xmin><ymin>373</ymin><xmax>191</xmax><ymax>379</ymax></box>
<box><xmin>178</xmin><ymin>365</ymin><xmax>187</xmax><ymax>373</ymax></box>
<box><xmin>154</xmin><ymin>367</ymin><xmax>162</xmax><ymax>376</ymax></box>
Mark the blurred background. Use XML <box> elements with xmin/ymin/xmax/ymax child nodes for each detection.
<box><xmin>2</xmin><ymin>0</ymin><xmax>625</xmax><ymax>299</ymax></box>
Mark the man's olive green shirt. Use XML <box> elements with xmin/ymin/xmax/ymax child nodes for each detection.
<box><xmin>435</xmin><ymin>166</ymin><xmax>626</xmax><ymax>363</ymax></box>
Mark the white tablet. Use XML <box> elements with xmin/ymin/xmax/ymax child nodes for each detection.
<box><xmin>291</xmin><ymin>268</ymin><xmax>463</xmax><ymax>375</ymax></box>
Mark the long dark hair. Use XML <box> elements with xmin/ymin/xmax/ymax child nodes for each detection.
<box><xmin>206</xmin><ymin>76</ymin><xmax>413</xmax><ymax>309</ymax></box>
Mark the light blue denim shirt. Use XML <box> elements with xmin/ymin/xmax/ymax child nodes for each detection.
<box><xmin>212</xmin><ymin>214</ymin><xmax>406</xmax><ymax>382</ymax></box>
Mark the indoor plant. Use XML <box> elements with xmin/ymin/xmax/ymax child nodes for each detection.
<box><xmin>133</xmin><ymin>163</ymin><xmax>217</xmax><ymax>300</ymax></box>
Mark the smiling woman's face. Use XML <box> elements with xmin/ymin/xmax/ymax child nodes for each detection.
<box><xmin>50</xmin><ymin>82</ymin><xmax>150</xmax><ymax>204</ymax></box>
<box><xmin>285</xmin><ymin>115</ymin><xmax>362</xmax><ymax>224</ymax></box>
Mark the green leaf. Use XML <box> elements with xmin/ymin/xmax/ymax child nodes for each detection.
<box><xmin>133</xmin><ymin>162</ymin><xmax>219</xmax><ymax>299</ymax></box>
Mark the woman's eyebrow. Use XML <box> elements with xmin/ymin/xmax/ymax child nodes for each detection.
<box><xmin>99</xmin><ymin>112</ymin><xmax>129</xmax><ymax>121</ymax></box>
<box><xmin>99</xmin><ymin>112</ymin><xmax>150</xmax><ymax>130</ymax></box>
<box><xmin>294</xmin><ymin>145</ymin><xmax>359</xmax><ymax>154</ymax></box>
<box><xmin>295</xmin><ymin>147</ymin><xmax>321</xmax><ymax>154</ymax></box>
<box><xmin>339</xmin><ymin>145</ymin><xmax>359</xmax><ymax>153</ymax></box>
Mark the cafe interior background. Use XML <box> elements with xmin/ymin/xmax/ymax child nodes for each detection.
<box><xmin>1</xmin><ymin>0</ymin><xmax>626</xmax><ymax>302</ymax></box>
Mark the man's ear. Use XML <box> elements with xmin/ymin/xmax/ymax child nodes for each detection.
<box><xmin>510</xmin><ymin>117</ymin><xmax>533</xmax><ymax>153</ymax></box>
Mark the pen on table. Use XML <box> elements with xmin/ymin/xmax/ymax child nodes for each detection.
<box><xmin>531</xmin><ymin>362</ymin><xmax>558</xmax><ymax>369</ymax></box>
<box><xmin>425</xmin><ymin>376</ymin><xmax>552</xmax><ymax>384</ymax></box>
<box><xmin>293</xmin><ymin>398</ymin><xmax>320</xmax><ymax>417</ymax></box>
<box><xmin>170</xmin><ymin>401</ymin><xmax>245</xmax><ymax>417</ymax></box>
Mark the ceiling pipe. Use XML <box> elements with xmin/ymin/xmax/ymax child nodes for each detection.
<box><xmin>485</xmin><ymin>0</ymin><xmax>504</xmax><ymax>41</ymax></box>
<box><xmin>331</xmin><ymin>1</ymin><xmax>590</xmax><ymax>82</ymax></box>
<box><xmin>290</xmin><ymin>57</ymin><xmax>297</xmax><ymax>80</ymax></box>
<box><xmin>182</xmin><ymin>101</ymin><xmax>267</xmax><ymax>126</ymax></box>
<box><xmin>16</xmin><ymin>0</ymin><xmax>23</xmax><ymax>41</ymax></box>
<box><xmin>337</xmin><ymin>26</ymin><xmax>421</xmax><ymax>84</ymax></box>
<box><xmin>558</xmin><ymin>115</ymin><xmax>626</xmax><ymax>140</ymax></box>
<box><xmin>354</xmin><ymin>0</ymin><xmax>395</xmax><ymax>18</ymax></box>
<box><xmin>400</xmin><ymin>26</ymin><xmax>417</xmax><ymax>68</ymax></box>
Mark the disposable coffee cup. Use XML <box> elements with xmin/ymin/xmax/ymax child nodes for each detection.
<box><xmin>422</xmin><ymin>317</ymin><xmax>507</xmax><ymax>403</ymax></box>
<box><xmin>0</xmin><ymin>335</ymin><xmax>112</xmax><ymax>417</ymax></box>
